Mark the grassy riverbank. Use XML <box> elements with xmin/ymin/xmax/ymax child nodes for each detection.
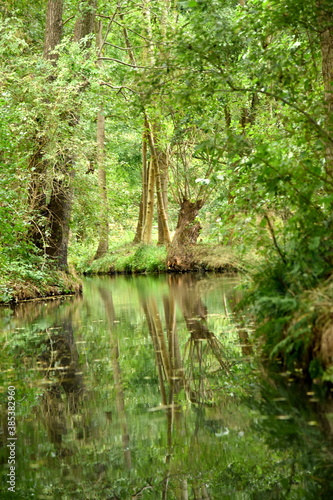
<box><xmin>69</xmin><ymin>241</ymin><xmax>255</xmax><ymax>275</ymax></box>
<box><xmin>0</xmin><ymin>241</ymin><xmax>253</xmax><ymax>303</ymax></box>
<box><xmin>0</xmin><ymin>261</ymin><xmax>82</xmax><ymax>304</ymax></box>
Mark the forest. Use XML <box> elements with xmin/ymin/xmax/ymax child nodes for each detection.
<box><xmin>1</xmin><ymin>0</ymin><xmax>333</xmax><ymax>384</ymax></box>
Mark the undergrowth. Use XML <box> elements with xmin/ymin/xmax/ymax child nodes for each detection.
<box><xmin>0</xmin><ymin>255</ymin><xmax>82</xmax><ymax>304</ymax></box>
<box><xmin>241</xmin><ymin>254</ymin><xmax>333</xmax><ymax>383</ymax></box>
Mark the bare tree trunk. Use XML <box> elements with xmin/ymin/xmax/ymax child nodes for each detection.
<box><xmin>46</xmin><ymin>171</ymin><xmax>74</xmax><ymax>269</ymax></box>
<box><xmin>180</xmin><ymin>480</ymin><xmax>189</xmax><ymax>500</ymax></box>
<box><xmin>146</xmin><ymin>119</ymin><xmax>171</xmax><ymax>245</ymax></box>
<box><xmin>167</xmin><ymin>199</ymin><xmax>204</xmax><ymax>271</ymax></box>
<box><xmin>142</xmin><ymin>159</ymin><xmax>155</xmax><ymax>244</ymax></box>
<box><xmin>94</xmin><ymin>110</ymin><xmax>109</xmax><ymax>259</ymax></box>
<box><xmin>154</xmin><ymin>154</ymin><xmax>171</xmax><ymax>246</ymax></box>
<box><xmin>133</xmin><ymin>194</ymin><xmax>145</xmax><ymax>243</ymax></box>
<box><xmin>134</xmin><ymin>127</ymin><xmax>148</xmax><ymax>243</ymax></box>
<box><xmin>44</xmin><ymin>0</ymin><xmax>63</xmax><ymax>62</ymax></box>
<box><xmin>157</xmin><ymin>148</ymin><xmax>169</xmax><ymax>245</ymax></box>
<box><xmin>94</xmin><ymin>21</ymin><xmax>109</xmax><ymax>260</ymax></box>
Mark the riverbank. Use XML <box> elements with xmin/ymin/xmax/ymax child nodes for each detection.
<box><xmin>74</xmin><ymin>242</ymin><xmax>256</xmax><ymax>276</ymax></box>
<box><xmin>0</xmin><ymin>267</ymin><xmax>82</xmax><ymax>304</ymax></box>
<box><xmin>0</xmin><ymin>243</ymin><xmax>254</xmax><ymax>304</ymax></box>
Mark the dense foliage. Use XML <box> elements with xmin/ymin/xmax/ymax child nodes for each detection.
<box><xmin>1</xmin><ymin>0</ymin><xmax>333</xmax><ymax>380</ymax></box>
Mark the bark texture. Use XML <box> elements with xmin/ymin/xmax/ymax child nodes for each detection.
<box><xmin>167</xmin><ymin>199</ymin><xmax>204</xmax><ymax>271</ymax></box>
<box><xmin>44</xmin><ymin>0</ymin><xmax>63</xmax><ymax>62</ymax></box>
<box><xmin>146</xmin><ymin>117</ymin><xmax>171</xmax><ymax>245</ymax></box>
<box><xmin>133</xmin><ymin>128</ymin><xmax>148</xmax><ymax>243</ymax></box>
<box><xmin>141</xmin><ymin>159</ymin><xmax>155</xmax><ymax>243</ymax></box>
<box><xmin>29</xmin><ymin>0</ymin><xmax>66</xmax><ymax>265</ymax></box>
<box><xmin>46</xmin><ymin>172</ymin><xmax>73</xmax><ymax>269</ymax></box>
<box><xmin>74</xmin><ymin>0</ymin><xmax>96</xmax><ymax>44</ymax></box>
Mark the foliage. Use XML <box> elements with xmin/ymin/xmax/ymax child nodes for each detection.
<box><xmin>1</xmin><ymin>0</ymin><xmax>333</xmax><ymax>381</ymax></box>
<box><xmin>166</xmin><ymin>0</ymin><xmax>333</xmax><ymax>379</ymax></box>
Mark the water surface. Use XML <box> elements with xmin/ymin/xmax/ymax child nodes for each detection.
<box><xmin>0</xmin><ymin>273</ymin><xmax>333</xmax><ymax>499</ymax></box>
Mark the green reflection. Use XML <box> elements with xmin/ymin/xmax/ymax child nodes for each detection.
<box><xmin>0</xmin><ymin>274</ymin><xmax>332</xmax><ymax>499</ymax></box>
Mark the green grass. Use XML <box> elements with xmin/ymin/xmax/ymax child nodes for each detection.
<box><xmin>77</xmin><ymin>242</ymin><xmax>168</xmax><ymax>275</ymax></box>
<box><xmin>72</xmin><ymin>239</ymin><xmax>257</xmax><ymax>276</ymax></box>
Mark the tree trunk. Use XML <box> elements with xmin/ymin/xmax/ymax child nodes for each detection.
<box><xmin>46</xmin><ymin>171</ymin><xmax>74</xmax><ymax>269</ymax></box>
<box><xmin>146</xmin><ymin>119</ymin><xmax>171</xmax><ymax>245</ymax></box>
<box><xmin>74</xmin><ymin>0</ymin><xmax>96</xmax><ymax>45</ymax></box>
<box><xmin>319</xmin><ymin>3</ymin><xmax>333</xmax><ymax>176</ymax></box>
<box><xmin>94</xmin><ymin>21</ymin><xmax>109</xmax><ymax>260</ymax></box>
<box><xmin>157</xmin><ymin>148</ymin><xmax>169</xmax><ymax>245</ymax></box>
<box><xmin>133</xmin><ymin>127</ymin><xmax>148</xmax><ymax>243</ymax></box>
<box><xmin>44</xmin><ymin>0</ymin><xmax>63</xmax><ymax>62</ymax></box>
<box><xmin>30</xmin><ymin>0</ymin><xmax>64</xmax><ymax>234</ymax></box>
<box><xmin>133</xmin><ymin>193</ymin><xmax>145</xmax><ymax>244</ymax></box>
<box><xmin>28</xmin><ymin>0</ymin><xmax>65</xmax><ymax>264</ymax></box>
<box><xmin>167</xmin><ymin>199</ymin><xmax>204</xmax><ymax>271</ymax></box>
<box><xmin>141</xmin><ymin>159</ymin><xmax>155</xmax><ymax>243</ymax></box>
<box><xmin>29</xmin><ymin>0</ymin><xmax>97</xmax><ymax>270</ymax></box>
<box><xmin>94</xmin><ymin>110</ymin><xmax>109</xmax><ymax>259</ymax></box>
<box><xmin>154</xmin><ymin>154</ymin><xmax>171</xmax><ymax>246</ymax></box>
<box><xmin>47</xmin><ymin>0</ymin><xmax>95</xmax><ymax>268</ymax></box>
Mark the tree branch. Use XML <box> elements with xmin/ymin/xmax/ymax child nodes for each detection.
<box><xmin>264</xmin><ymin>213</ymin><xmax>287</xmax><ymax>264</ymax></box>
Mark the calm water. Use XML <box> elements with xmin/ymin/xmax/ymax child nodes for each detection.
<box><xmin>0</xmin><ymin>273</ymin><xmax>333</xmax><ymax>499</ymax></box>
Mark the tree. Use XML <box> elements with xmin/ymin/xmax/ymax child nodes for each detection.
<box><xmin>28</xmin><ymin>0</ymin><xmax>96</xmax><ymax>270</ymax></box>
<box><xmin>94</xmin><ymin>20</ymin><xmax>109</xmax><ymax>260</ymax></box>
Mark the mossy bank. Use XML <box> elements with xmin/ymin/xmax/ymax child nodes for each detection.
<box><xmin>74</xmin><ymin>242</ymin><xmax>255</xmax><ymax>276</ymax></box>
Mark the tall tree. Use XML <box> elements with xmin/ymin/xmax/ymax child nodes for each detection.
<box><xmin>29</xmin><ymin>0</ymin><xmax>66</xmax><ymax>265</ymax></box>
<box><xmin>318</xmin><ymin>0</ymin><xmax>333</xmax><ymax>175</ymax></box>
<box><xmin>94</xmin><ymin>20</ymin><xmax>109</xmax><ymax>260</ymax></box>
<box><xmin>29</xmin><ymin>0</ymin><xmax>96</xmax><ymax>270</ymax></box>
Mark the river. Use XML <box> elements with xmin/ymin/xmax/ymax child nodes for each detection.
<box><xmin>0</xmin><ymin>273</ymin><xmax>332</xmax><ymax>499</ymax></box>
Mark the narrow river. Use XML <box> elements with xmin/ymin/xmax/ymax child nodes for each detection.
<box><xmin>1</xmin><ymin>273</ymin><xmax>332</xmax><ymax>499</ymax></box>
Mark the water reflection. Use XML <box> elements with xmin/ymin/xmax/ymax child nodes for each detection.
<box><xmin>39</xmin><ymin>317</ymin><xmax>84</xmax><ymax>457</ymax></box>
<box><xmin>99</xmin><ymin>286</ymin><xmax>131</xmax><ymax>470</ymax></box>
<box><xmin>0</xmin><ymin>274</ymin><xmax>333</xmax><ymax>498</ymax></box>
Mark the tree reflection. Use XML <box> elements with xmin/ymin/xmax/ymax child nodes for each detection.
<box><xmin>98</xmin><ymin>286</ymin><xmax>132</xmax><ymax>470</ymax></box>
<box><xmin>140</xmin><ymin>274</ymin><xmax>226</xmax><ymax>499</ymax></box>
<box><xmin>37</xmin><ymin>310</ymin><xmax>85</xmax><ymax>456</ymax></box>
<box><xmin>2</xmin><ymin>275</ymin><xmax>333</xmax><ymax>498</ymax></box>
<box><xmin>168</xmin><ymin>274</ymin><xmax>229</xmax><ymax>407</ymax></box>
